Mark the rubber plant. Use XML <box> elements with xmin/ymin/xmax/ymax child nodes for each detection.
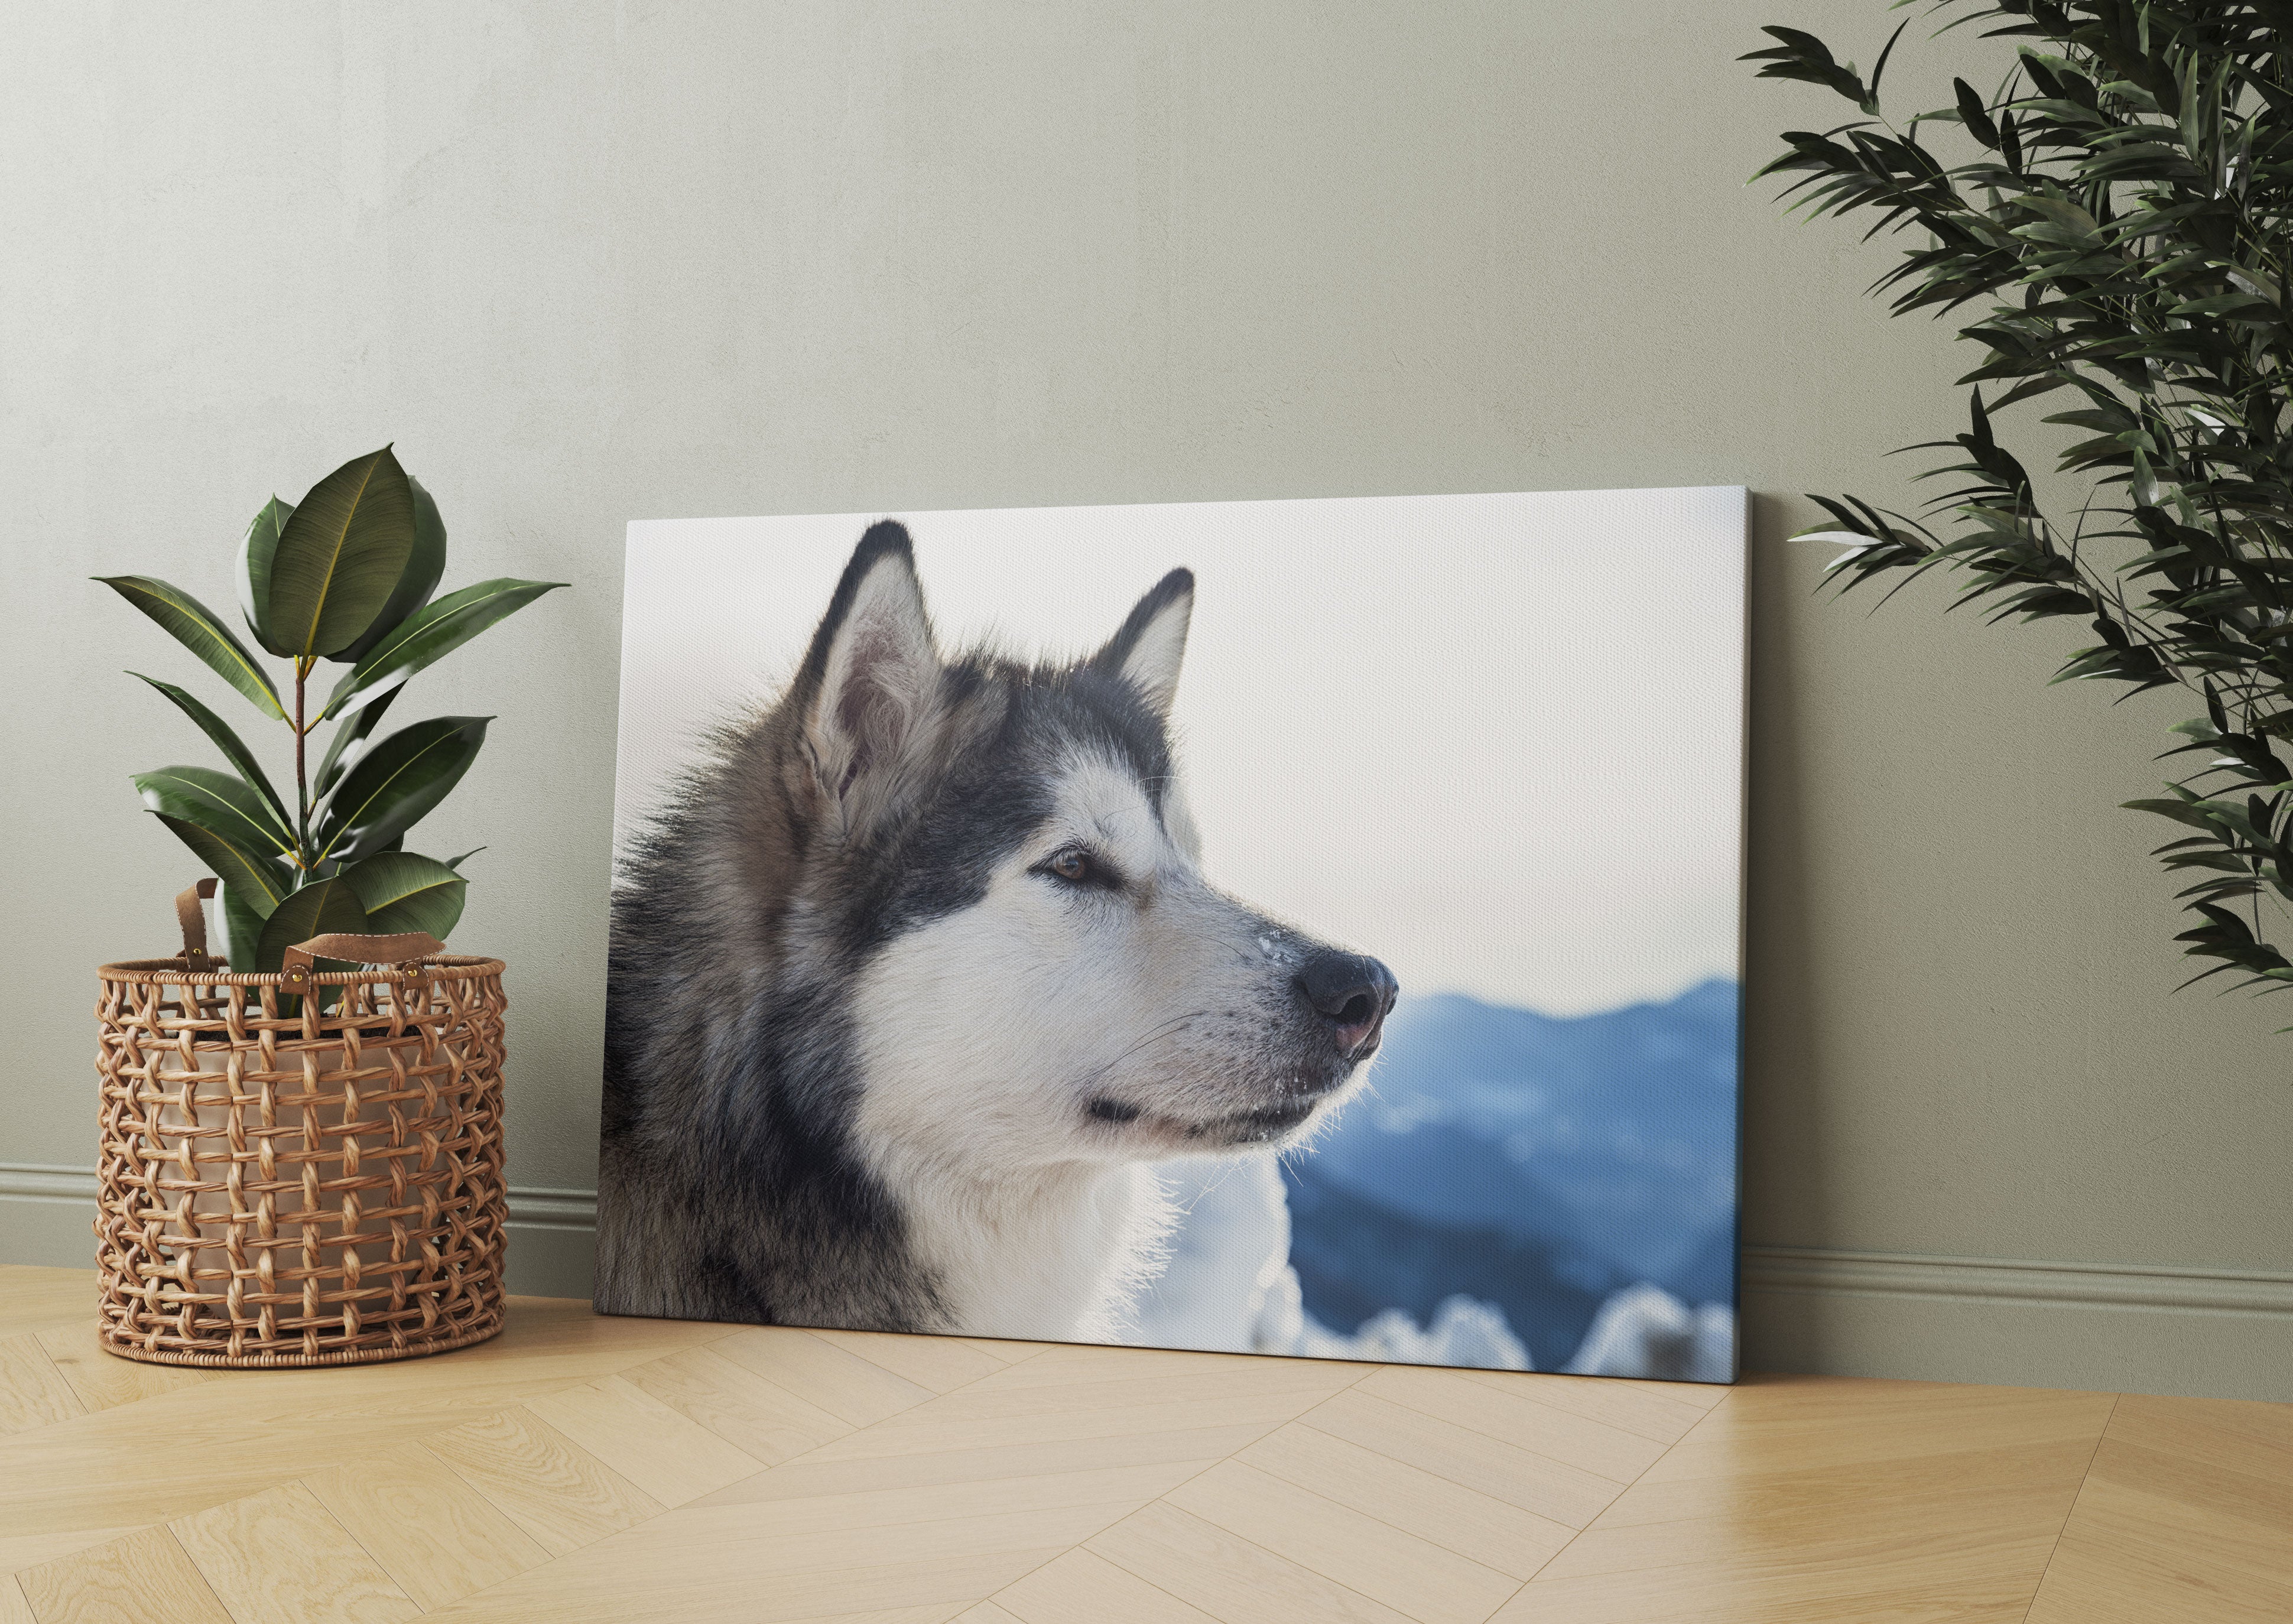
<box><xmin>1746</xmin><ymin>2</ymin><xmax>2293</xmax><ymax>1007</ymax></box>
<box><xmin>99</xmin><ymin>447</ymin><xmax>564</xmax><ymax>970</ymax></box>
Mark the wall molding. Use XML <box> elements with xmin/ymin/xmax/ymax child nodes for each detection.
<box><xmin>0</xmin><ymin>1163</ymin><xmax>599</xmax><ymax>1233</ymax></box>
<box><xmin>7</xmin><ymin>1164</ymin><xmax>2287</xmax><ymax>1318</ymax></box>
<box><xmin>1742</xmin><ymin>1243</ymin><xmax>2293</xmax><ymax>1316</ymax></box>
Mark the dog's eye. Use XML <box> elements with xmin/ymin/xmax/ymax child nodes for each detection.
<box><xmin>1038</xmin><ymin>845</ymin><xmax>1120</xmax><ymax>889</ymax></box>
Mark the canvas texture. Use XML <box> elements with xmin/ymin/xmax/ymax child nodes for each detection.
<box><xmin>597</xmin><ymin>488</ymin><xmax>1746</xmax><ymax>1381</ymax></box>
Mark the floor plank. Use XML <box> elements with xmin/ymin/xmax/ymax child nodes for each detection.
<box><xmin>421</xmin><ymin>1408</ymin><xmax>665</xmax><ymax>1556</ymax></box>
<box><xmin>0</xmin><ymin>1336</ymin><xmax>84</xmax><ymax>1437</ymax></box>
<box><xmin>1089</xmin><ymin>1499</ymin><xmax>1417</xmax><ymax>1624</ymax></box>
<box><xmin>1236</xmin><ymin>1420</ymin><xmax>1571</xmax><ymax>1580</ymax></box>
<box><xmin>2025</xmin><ymin>1424</ymin><xmax>2293</xmax><ymax>1623</ymax></box>
<box><xmin>0</xmin><ymin>1524</ymin><xmax>154</xmax><ymax>1579</ymax></box>
<box><xmin>1164</xmin><ymin>1459</ymin><xmax>1520</xmax><ymax>1624</ymax></box>
<box><xmin>697</xmin><ymin>1424</ymin><xmax>1255</xmax><ymax>1509</ymax></box>
<box><xmin>1294</xmin><ymin>1387</ymin><xmax>1622</xmax><ymax>1528</ymax></box>
<box><xmin>34</xmin><ymin>1329</ymin><xmax>213</xmax><ymax>1415</ymax></box>
<box><xmin>955</xmin><ymin>1604</ymin><xmax>1027</xmax><ymax>1624</ymax></box>
<box><xmin>996</xmin><ymin>1548</ymin><xmax>1222</xmax><ymax>1623</ymax></box>
<box><xmin>169</xmin><ymin>1482</ymin><xmax>419</xmax><ymax>1624</ymax></box>
<box><xmin>0</xmin><ymin>1298</ymin><xmax>732</xmax><ymax>1549</ymax></box>
<box><xmin>811</xmin><ymin>1330</ymin><xmax>1014</xmax><ymax>1395</ymax></box>
<box><xmin>1509</xmin><ymin>1378</ymin><xmax>2115</xmax><ymax>1623</ymax></box>
<box><xmin>685</xmin><ymin>1460</ymin><xmax>1198</xmax><ymax>1539</ymax></box>
<box><xmin>0</xmin><ymin>1271</ymin><xmax>98</xmax><ymax>1337</ymax></box>
<box><xmin>1448</xmin><ymin>1367</ymin><xmax>1711</xmax><ymax>1445</ymax></box>
<box><xmin>967</xmin><ymin>1344</ymin><xmax>1367</xmax><ymax>1392</ymax></box>
<box><xmin>1494</xmin><ymin>1532</ymin><xmax>2061</xmax><ymax>1623</ymax></box>
<box><xmin>713</xmin><ymin>1327</ymin><xmax>939</xmax><ymax>1428</ymax></box>
<box><xmin>1355</xmin><ymin>1366</ymin><xmax>1670</xmax><ymax>1485</ymax></box>
<box><xmin>953</xmin><ymin>1339</ymin><xmax>1045</xmax><ymax>1365</ymax></box>
<box><xmin>17</xmin><ymin>1527</ymin><xmax>234</xmax><ymax>1624</ymax></box>
<box><xmin>304</xmin><ymin>1441</ymin><xmax>554</xmax><ymax>1610</ymax></box>
<box><xmin>524</xmin><ymin>1375</ymin><xmax>768</xmax><ymax>1505</ymax></box>
<box><xmin>422</xmin><ymin>1494</ymin><xmax>1134</xmax><ymax>1623</ymax></box>
<box><xmin>618</xmin><ymin>1343</ymin><xmax>855</xmax><ymax>1466</ymax></box>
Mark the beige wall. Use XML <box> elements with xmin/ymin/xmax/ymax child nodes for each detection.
<box><xmin>4</xmin><ymin>2</ymin><xmax>2285</xmax><ymax>1400</ymax></box>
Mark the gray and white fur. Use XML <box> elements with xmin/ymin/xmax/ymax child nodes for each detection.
<box><xmin>597</xmin><ymin>521</ymin><xmax>1395</xmax><ymax>1342</ymax></box>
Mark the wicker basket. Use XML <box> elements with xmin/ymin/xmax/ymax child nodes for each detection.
<box><xmin>92</xmin><ymin>882</ymin><xmax>509</xmax><ymax>1367</ymax></box>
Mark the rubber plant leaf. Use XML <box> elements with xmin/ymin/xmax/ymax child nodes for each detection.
<box><xmin>267</xmin><ymin>446</ymin><xmax>417</xmax><ymax>660</ymax></box>
<box><xmin>313</xmin><ymin>715</ymin><xmax>491</xmax><ymax>864</ymax></box>
<box><xmin>218</xmin><ymin>881</ymin><xmax>268</xmax><ymax>971</ymax></box>
<box><xmin>131</xmin><ymin>673</ymin><xmax>291</xmax><ymax>829</ymax></box>
<box><xmin>340</xmin><ymin>850</ymin><xmax>467</xmax><ymax>939</ymax></box>
<box><xmin>95</xmin><ymin>576</ymin><xmax>286</xmax><ymax>720</ymax></box>
<box><xmin>135</xmin><ymin>765</ymin><xmax>295</xmax><ymax>858</ymax></box>
<box><xmin>320</xmin><ymin>577</ymin><xmax>567</xmax><ymax>722</ymax></box>
<box><xmin>236</xmin><ymin>496</ymin><xmax>295</xmax><ymax>656</ymax></box>
<box><xmin>312</xmin><ymin>684</ymin><xmax>402</xmax><ymax>801</ymax></box>
<box><xmin>334</xmin><ymin>475</ymin><xmax>449</xmax><ymax>665</ymax></box>
<box><xmin>254</xmin><ymin>875</ymin><xmax>371</xmax><ymax>977</ymax></box>
<box><xmin>150</xmin><ymin>814</ymin><xmax>289</xmax><ymax>918</ymax></box>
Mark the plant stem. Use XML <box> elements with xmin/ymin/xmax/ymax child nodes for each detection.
<box><xmin>294</xmin><ymin>658</ymin><xmax>310</xmax><ymax>863</ymax></box>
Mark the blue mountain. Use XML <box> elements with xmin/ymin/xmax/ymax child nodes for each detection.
<box><xmin>1281</xmin><ymin>980</ymin><xmax>1739</xmax><ymax>1364</ymax></box>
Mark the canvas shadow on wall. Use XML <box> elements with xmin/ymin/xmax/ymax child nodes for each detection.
<box><xmin>597</xmin><ymin>488</ymin><xmax>1746</xmax><ymax>1382</ymax></box>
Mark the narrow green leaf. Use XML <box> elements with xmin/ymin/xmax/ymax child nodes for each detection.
<box><xmin>150</xmin><ymin>814</ymin><xmax>288</xmax><ymax>916</ymax></box>
<box><xmin>236</xmin><ymin>496</ymin><xmax>295</xmax><ymax>655</ymax></box>
<box><xmin>320</xmin><ymin>577</ymin><xmax>566</xmax><ymax>722</ymax></box>
<box><xmin>130</xmin><ymin>674</ymin><xmax>290</xmax><ymax>828</ymax></box>
<box><xmin>135</xmin><ymin>765</ymin><xmax>294</xmax><ymax>856</ymax></box>
<box><xmin>269</xmin><ymin>446</ymin><xmax>417</xmax><ymax>659</ymax></box>
<box><xmin>444</xmin><ymin>846</ymin><xmax>484</xmax><ymax>871</ymax></box>
<box><xmin>254</xmin><ymin>876</ymin><xmax>371</xmax><ymax>976</ymax></box>
<box><xmin>1953</xmin><ymin>78</ymin><xmax>1999</xmax><ymax>148</ymax></box>
<box><xmin>96</xmin><ymin>577</ymin><xmax>286</xmax><ymax>720</ymax></box>
<box><xmin>334</xmin><ymin>475</ymin><xmax>450</xmax><ymax>665</ymax></box>
<box><xmin>1862</xmin><ymin>18</ymin><xmax>1908</xmax><ymax>113</ymax></box>
<box><xmin>314</xmin><ymin>716</ymin><xmax>491</xmax><ymax>863</ymax></box>
<box><xmin>312</xmin><ymin>684</ymin><xmax>401</xmax><ymax>801</ymax></box>
<box><xmin>340</xmin><ymin>850</ymin><xmax>467</xmax><ymax>939</ymax></box>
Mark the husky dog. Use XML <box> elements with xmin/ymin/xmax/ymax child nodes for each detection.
<box><xmin>598</xmin><ymin>522</ymin><xmax>1396</xmax><ymax>1342</ymax></box>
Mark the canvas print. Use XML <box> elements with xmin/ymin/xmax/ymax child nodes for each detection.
<box><xmin>598</xmin><ymin>488</ymin><xmax>1746</xmax><ymax>1381</ymax></box>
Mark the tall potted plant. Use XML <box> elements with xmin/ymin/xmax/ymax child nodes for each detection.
<box><xmin>89</xmin><ymin>448</ymin><xmax>562</xmax><ymax>1368</ymax></box>
<box><xmin>1746</xmin><ymin>2</ymin><xmax>2293</xmax><ymax>1007</ymax></box>
<box><xmin>100</xmin><ymin>446</ymin><xmax>562</xmax><ymax>968</ymax></box>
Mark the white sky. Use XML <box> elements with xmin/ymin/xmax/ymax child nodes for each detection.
<box><xmin>616</xmin><ymin>488</ymin><xmax>1745</xmax><ymax>1015</ymax></box>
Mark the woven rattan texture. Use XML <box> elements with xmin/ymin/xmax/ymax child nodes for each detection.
<box><xmin>92</xmin><ymin>956</ymin><xmax>509</xmax><ymax>1367</ymax></box>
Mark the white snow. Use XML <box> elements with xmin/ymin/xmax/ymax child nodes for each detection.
<box><xmin>1294</xmin><ymin>1296</ymin><xmax>1532</xmax><ymax>1369</ymax></box>
<box><xmin>1567</xmin><ymin>1283</ymin><xmax>1736</xmax><ymax>1383</ymax></box>
<box><xmin>1132</xmin><ymin>1156</ymin><xmax>1529</xmax><ymax>1369</ymax></box>
<box><xmin>1128</xmin><ymin>1157</ymin><xmax>1300</xmax><ymax>1355</ymax></box>
<box><xmin>1133</xmin><ymin>1154</ymin><xmax>1735</xmax><ymax>1381</ymax></box>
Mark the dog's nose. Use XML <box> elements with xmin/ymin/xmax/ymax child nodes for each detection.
<box><xmin>1294</xmin><ymin>951</ymin><xmax>1399</xmax><ymax>1060</ymax></box>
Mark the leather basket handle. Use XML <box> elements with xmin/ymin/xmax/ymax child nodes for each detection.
<box><xmin>175</xmin><ymin>880</ymin><xmax>219</xmax><ymax>972</ymax></box>
<box><xmin>280</xmin><ymin>931</ymin><xmax>447</xmax><ymax>988</ymax></box>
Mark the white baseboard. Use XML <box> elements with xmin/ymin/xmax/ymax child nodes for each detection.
<box><xmin>8</xmin><ymin>1165</ymin><xmax>2286</xmax><ymax>1398</ymax></box>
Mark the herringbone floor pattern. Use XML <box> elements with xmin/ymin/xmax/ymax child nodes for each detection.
<box><xmin>2</xmin><ymin>1265</ymin><xmax>2286</xmax><ymax>1622</ymax></box>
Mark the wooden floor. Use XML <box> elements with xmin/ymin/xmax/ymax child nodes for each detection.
<box><xmin>1</xmin><ymin>1266</ymin><xmax>2286</xmax><ymax>1623</ymax></box>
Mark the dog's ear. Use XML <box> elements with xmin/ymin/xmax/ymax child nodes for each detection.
<box><xmin>795</xmin><ymin>521</ymin><xmax>943</xmax><ymax>833</ymax></box>
<box><xmin>1090</xmin><ymin>567</ymin><xmax>1193</xmax><ymax>719</ymax></box>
